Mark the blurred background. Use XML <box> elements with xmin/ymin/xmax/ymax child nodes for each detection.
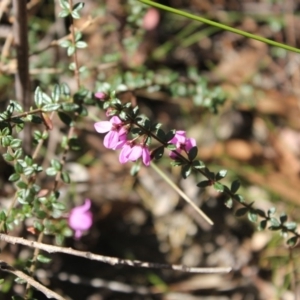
<box><xmin>0</xmin><ymin>0</ymin><xmax>300</xmax><ymax>299</ymax></box>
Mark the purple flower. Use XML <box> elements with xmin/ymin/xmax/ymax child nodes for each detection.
<box><xmin>68</xmin><ymin>199</ymin><xmax>93</xmax><ymax>239</ymax></box>
<box><xmin>169</xmin><ymin>130</ymin><xmax>196</xmax><ymax>158</ymax></box>
<box><xmin>94</xmin><ymin>116</ymin><xmax>127</xmax><ymax>149</ymax></box>
<box><xmin>119</xmin><ymin>144</ymin><xmax>151</xmax><ymax>166</ymax></box>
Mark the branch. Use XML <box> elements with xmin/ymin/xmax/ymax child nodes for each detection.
<box><xmin>0</xmin><ymin>233</ymin><xmax>231</xmax><ymax>274</ymax></box>
<box><xmin>0</xmin><ymin>260</ymin><xmax>66</xmax><ymax>300</ymax></box>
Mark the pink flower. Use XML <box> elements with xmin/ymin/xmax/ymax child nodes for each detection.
<box><xmin>94</xmin><ymin>116</ymin><xmax>127</xmax><ymax>149</ymax></box>
<box><xmin>95</xmin><ymin>92</ymin><xmax>107</xmax><ymax>101</ymax></box>
<box><xmin>169</xmin><ymin>130</ymin><xmax>196</xmax><ymax>158</ymax></box>
<box><xmin>68</xmin><ymin>199</ymin><xmax>93</xmax><ymax>239</ymax></box>
<box><xmin>142</xmin><ymin>8</ymin><xmax>160</xmax><ymax>31</ymax></box>
<box><xmin>119</xmin><ymin>143</ymin><xmax>151</xmax><ymax>166</ymax></box>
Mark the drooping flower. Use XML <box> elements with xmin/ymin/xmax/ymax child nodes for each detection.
<box><xmin>94</xmin><ymin>116</ymin><xmax>127</xmax><ymax>149</ymax></box>
<box><xmin>119</xmin><ymin>143</ymin><xmax>151</xmax><ymax>166</ymax></box>
<box><xmin>169</xmin><ymin>130</ymin><xmax>196</xmax><ymax>158</ymax></box>
<box><xmin>68</xmin><ymin>199</ymin><xmax>93</xmax><ymax>239</ymax></box>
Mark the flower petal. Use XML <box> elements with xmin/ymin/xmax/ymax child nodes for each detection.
<box><xmin>119</xmin><ymin>144</ymin><xmax>132</xmax><ymax>164</ymax></box>
<box><xmin>127</xmin><ymin>145</ymin><xmax>143</xmax><ymax>161</ymax></box>
<box><xmin>94</xmin><ymin>121</ymin><xmax>112</xmax><ymax>133</ymax></box>
<box><xmin>103</xmin><ymin>131</ymin><xmax>119</xmax><ymax>149</ymax></box>
<box><xmin>142</xmin><ymin>147</ymin><xmax>151</xmax><ymax>166</ymax></box>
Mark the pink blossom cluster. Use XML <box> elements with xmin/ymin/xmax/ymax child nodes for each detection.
<box><xmin>94</xmin><ymin>115</ymin><xmax>151</xmax><ymax>166</ymax></box>
<box><xmin>94</xmin><ymin>93</ymin><xmax>197</xmax><ymax>165</ymax></box>
<box><xmin>169</xmin><ymin>130</ymin><xmax>196</xmax><ymax>158</ymax></box>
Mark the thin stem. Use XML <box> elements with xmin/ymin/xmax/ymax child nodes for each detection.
<box><xmin>25</xmin><ymin>232</ymin><xmax>44</xmax><ymax>295</ymax></box>
<box><xmin>32</xmin><ymin>111</ymin><xmax>55</xmax><ymax>160</ymax></box>
<box><xmin>0</xmin><ymin>259</ymin><xmax>66</xmax><ymax>300</ymax></box>
<box><xmin>12</xmin><ymin>0</ymin><xmax>31</xmax><ymax>154</ymax></box>
<box><xmin>150</xmin><ymin>162</ymin><xmax>213</xmax><ymax>225</ymax></box>
<box><xmin>139</xmin><ymin>0</ymin><xmax>300</xmax><ymax>54</ymax></box>
<box><xmin>68</xmin><ymin>0</ymin><xmax>80</xmax><ymax>88</ymax></box>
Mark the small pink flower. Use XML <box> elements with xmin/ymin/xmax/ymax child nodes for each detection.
<box><xmin>142</xmin><ymin>8</ymin><xmax>160</xmax><ymax>31</ymax></box>
<box><xmin>68</xmin><ymin>199</ymin><xmax>93</xmax><ymax>239</ymax></box>
<box><xmin>94</xmin><ymin>116</ymin><xmax>127</xmax><ymax>149</ymax></box>
<box><xmin>95</xmin><ymin>92</ymin><xmax>107</xmax><ymax>101</ymax></box>
<box><xmin>169</xmin><ymin>130</ymin><xmax>196</xmax><ymax>158</ymax></box>
<box><xmin>119</xmin><ymin>144</ymin><xmax>151</xmax><ymax>166</ymax></box>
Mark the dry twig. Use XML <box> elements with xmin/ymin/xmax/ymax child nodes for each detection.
<box><xmin>0</xmin><ymin>233</ymin><xmax>231</xmax><ymax>274</ymax></box>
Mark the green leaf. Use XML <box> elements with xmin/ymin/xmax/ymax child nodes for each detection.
<box><xmin>197</xmin><ymin>180</ymin><xmax>211</xmax><ymax>188</ymax></box>
<box><xmin>58</xmin><ymin>112</ymin><xmax>73</xmax><ymax>126</ymax></box>
<box><xmin>60</xmin><ymin>83</ymin><xmax>71</xmax><ymax>97</ymax></box>
<box><xmin>166</xmin><ymin>144</ymin><xmax>177</xmax><ymax>150</ymax></box>
<box><xmin>213</xmin><ymin>182</ymin><xmax>224</xmax><ymax>192</ymax></box>
<box><xmin>15</xmin><ymin>162</ymin><xmax>24</xmax><ymax>174</ymax></box>
<box><xmin>284</xmin><ymin>222</ymin><xmax>297</xmax><ymax>231</ymax></box>
<box><xmin>248</xmin><ymin>211</ymin><xmax>258</xmax><ymax>223</ymax></box>
<box><xmin>269</xmin><ymin>217</ymin><xmax>280</xmax><ymax>227</ymax></box>
<box><xmin>16</xmin><ymin>181</ymin><xmax>27</xmax><ymax>189</ymax></box>
<box><xmin>267</xmin><ymin>207</ymin><xmax>276</xmax><ymax>216</ymax></box>
<box><xmin>58</xmin><ymin>9</ymin><xmax>70</xmax><ymax>18</ymax></box>
<box><xmin>73</xmin><ymin>2</ymin><xmax>84</xmax><ymax>11</ymax></box>
<box><xmin>34</xmin><ymin>86</ymin><xmax>43</xmax><ymax>107</ymax></box>
<box><xmin>36</xmin><ymin>210</ymin><xmax>47</xmax><ymax>219</ymax></box>
<box><xmin>61</xmin><ymin>103</ymin><xmax>79</xmax><ymax>112</ymax></box>
<box><xmin>192</xmin><ymin>160</ymin><xmax>205</xmax><ymax>169</ymax></box>
<box><xmin>42</xmin><ymin>103</ymin><xmax>61</xmax><ymax>112</ymax></box>
<box><xmin>0</xmin><ymin>211</ymin><xmax>6</xmax><ymax>221</ymax></box>
<box><xmin>52</xmin><ymin>202</ymin><xmax>66</xmax><ymax>210</ymax></box>
<box><xmin>151</xmin><ymin>146</ymin><xmax>164</xmax><ymax>160</ymax></box>
<box><xmin>59</xmin><ymin>0</ymin><xmax>70</xmax><ymax>10</ymax></box>
<box><xmin>170</xmin><ymin>160</ymin><xmax>183</xmax><ymax>167</ymax></box>
<box><xmin>23</xmin><ymin>167</ymin><xmax>34</xmax><ymax>176</ymax></box>
<box><xmin>8</xmin><ymin>173</ymin><xmax>20</xmax><ymax>182</ymax></box>
<box><xmin>41</xmin><ymin>92</ymin><xmax>52</xmax><ymax>104</ymax></box>
<box><xmin>235</xmin><ymin>207</ymin><xmax>248</xmax><ymax>217</ymax></box>
<box><xmin>287</xmin><ymin>236</ymin><xmax>298</xmax><ymax>247</ymax></box>
<box><xmin>51</xmin><ymin>159</ymin><xmax>62</xmax><ymax>171</ymax></box>
<box><xmin>76</xmin><ymin>41</ymin><xmax>87</xmax><ymax>48</ymax></box>
<box><xmin>156</xmin><ymin>128</ymin><xmax>165</xmax><ymax>141</ymax></box>
<box><xmin>31</xmin><ymin>115</ymin><xmax>43</xmax><ymax>124</ymax></box>
<box><xmin>216</xmin><ymin>169</ymin><xmax>227</xmax><ymax>180</ymax></box>
<box><xmin>60</xmin><ymin>40</ymin><xmax>71</xmax><ymax>48</ymax></box>
<box><xmin>3</xmin><ymin>153</ymin><xmax>14</xmax><ymax>162</ymax></box>
<box><xmin>10</xmin><ymin>139</ymin><xmax>22</xmax><ymax>148</ymax></box>
<box><xmin>67</xmin><ymin>45</ymin><xmax>76</xmax><ymax>56</ymax></box>
<box><xmin>233</xmin><ymin>194</ymin><xmax>244</xmax><ymax>203</ymax></box>
<box><xmin>52</xmin><ymin>84</ymin><xmax>61</xmax><ymax>102</ymax></box>
<box><xmin>188</xmin><ymin>146</ymin><xmax>198</xmax><ymax>161</ymax></box>
<box><xmin>46</xmin><ymin>167</ymin><xmax>57</xmax><ymax>176</ymax></box>
<box><xmin>224</xmin><ymin>198</ymin><xmax>233</xmax><ymax>208</ymax></box>
<box><xmin>69</xmin><ymin>138</ymin><xmax>81</xmax><ymax>151</ymax></box>
<box><xmin>279</xmin><ymin>213</ymin><xmax>287</xmax><ymax>223</ymax></box>
<box><xmin>37</xmin><ymin>254</ymin><xmax>51</xmax><ymax>264</ymax></box>
<box><xmin>181</xmin><ymin>164</ymin><xmax>191</xmax><ymax>179</ymax></box>
<box><xmin>257</xmin><ymin>220</ymin><xmax>267</xmax><ymax>231</ymax></box>
<box><xmin>71</xmin><ymin>10</ymin><xmax>80</xmax><ymax>19</ymax></box>
<box><xmin>60</xmin><ymin>171</ymin><xmax>71</xmax><ymax>184</ymax></box>
<box><xmin>2</xmin><ymin>136</ymin><xmax>12</xmax><ymax>147</ymax></box>
<box><xmin>34</xmin><ymin>220</ymin><xmax>44</xmax><ymax>232</ymax></box>
<box><xmin>230</xmin><ymin>180</ymin><xmax>240</xmax><ymax>193</ymax></box>
<box><xmin>165</xmin><ymin>129</ymin><xmax>175</xmax><ymax>142</ymax></box>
